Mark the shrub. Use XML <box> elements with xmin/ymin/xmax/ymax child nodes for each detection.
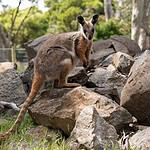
<box><xmin>95</xmin><ymin>19</ymin><xmax>129</xmax><ymax>40</ymax></box>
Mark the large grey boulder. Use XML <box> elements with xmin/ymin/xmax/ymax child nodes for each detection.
<box><xmin>68</xmin><ymin>67</ymin><xmax>88</xmax><ymax>85</ymax></box>
<box><xmin>121</xmin><ymin>50</ymin><xmax>150</xmax><ymax>122</ymax></box>
<box><xmin>24</xmin><ymin>34</ymin><xmax>52</xmax><ymax>60</ymax></box>
<box><xmin>28</xmin><ymin>87</ymin><xmax>132</xmax><ymax>135</ymax></box>
<box><xmin>0</xmin><ymin>63</ymin><xmax>27</xmax><ymax>106</ymax></box>
<box><xmin>130</xmin><ymin>127</ymin><xmax>150</xmax><ymax>150</ymax></box>
<box><xmin>110</xmin><ymin>36</ymin><xmax>141</xmax><ymax>56</ymax></box>
<box><xmin>69</xmin><ymin>106</ymin><xmax>119</xmax><ymax>150</ymax></box>
<box><xmin>91</xmin><ymin>36</ymin><xmax>141</xmax><ymax>66</ymax></box>
<box><xmin>87</xmin><ymin>67</ymin><xmax>127</xmax><ymax>98</ymax></box>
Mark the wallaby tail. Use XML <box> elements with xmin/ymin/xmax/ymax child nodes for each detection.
<box><xmin>0</xmin><ymin>73</ymin><xmax>44</xmax><ymax>141</ymax></box>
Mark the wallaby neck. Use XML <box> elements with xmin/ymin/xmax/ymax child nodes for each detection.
<box><xmin>74</xmin><ymin>32</ymin><xmax>92</xmax><ymax>57</ymax></box>
<box><xmin>79</xmin><ymin>32</ymin><xmax>93</xmax><ymax>47</ymax></box>
<box><xmin>79</xmin><ymin>32</ymin><xmax>92</xmax><ymax>43</ymax></box>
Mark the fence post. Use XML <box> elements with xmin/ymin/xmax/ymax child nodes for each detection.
<box><xmin>11</xmin><ymin>44</ymin><xmax>17</xmax><ymax>63</ymax></box>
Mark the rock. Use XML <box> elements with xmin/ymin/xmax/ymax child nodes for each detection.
<box><xmin>93</xmin><ymin>39</ymin><xmax>115</xmax><ymax>55</ymax></box>
<box><xmin>68</xmin><ymin>67</ymin><xmax>88</xmax><ymax>85</ymax></box>
<box><xmin>26</xmin><ymin>125</ymin><xmax>48</xmax><ymax>140</ymax></box>
<box><xmin>120</xmin><ymin>50</ymin><xmax>150</xmax><ymax>122</ymax></box>
<box><xmin>112</xmin><ymin>52</ymin><xmax>134</xmax><ymax>74</ymax></box>
<box><xmin>100</xmin><ymin>54</ymin><xmax>114</xmax><ymax>67</ymax></box>
<box><xmin>93</xmin><ymin>87</ymin><xmax>120</xmax><ymax>104</ymax></box>
<box><xmin>93</xmin><ymin>87</ymin><xmax>118</xmax><ymax>99</ymax></box>
<box><xmin>21</xmin><ymin>64</ymin><xmax>88</xmax><ymax>94</ymax></box>
<box><xmin>0</xmin><ymin>103</ymin><xmax>4</xmax><ymax>113</ymax></box>
<box><xmin>90</xmin><ymin>47</ymin><xmax>115</xmax><ymax>67</ymax></box>
<box><xmin>107</xmin><ymin>64</ymin><xmax>116</xmax><ymax>72</ymax></box>
<box><xmin>93</xmin><ymin>36</ymin><xmax>141</xmax><ymax>62</ymax></box>
<box><xmin>110</xmin><ymin>36</ymin><xmax>141</xmax><ymax>56</ymax></box>
<box><xmin>0</xmin><ymin>62</ymin><xmax>16</xmax><ymax>73</ymax></box>
<box><xmin>130</xmin><ymin>127</ymin><xmax>150</xmax><ymax>150</ymax></box>
<box><xmin>24</xmin><ymin>34</ymin><xmax>52</xmax><ymax>60</ymax></box>
<box><xmin>69</xmin><ymin>106</ymin><xmax>119</xmax><ymax>150</ymax></box>
<box><xmin>87</xmin><ymin>67</ymin><xmax>127</xmax><ymax>98</ymax></box>
<box><xmin>28</xmin><ymin>87</ymin><xmax>132</xmax><ymax>135</ymax></box>
<box><xmin>0</xmin><ymin>68</ymin><xmax>27</xmax><ymax>106</ymax></box>
<box><xmin>20</xmin><ymin>60</ymin><xmax>34</xmax><ymax>94</ymax></box>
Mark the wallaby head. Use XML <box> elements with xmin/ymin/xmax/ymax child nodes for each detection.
<box><xmin>77</xmin><ymin>14</ymin><xmax>99</xmax><ymax>40</ymax></box>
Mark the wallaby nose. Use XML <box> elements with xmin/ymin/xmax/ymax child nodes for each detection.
<box><xmin>88</xmin><ymin>35</ymin><xmax>92</xmax><ymax>40</ymax></box>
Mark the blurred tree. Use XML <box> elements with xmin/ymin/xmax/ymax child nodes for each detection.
<box><xmin>138</xmin><ymin>0</ymin><xmax>150</xmax><ymax>50</ymax></box>
<box><xmin>131</xmin><ymin>0</ymin><xmax>150</xmax><ymax>50</ymax></box>
<box><xmin>114</xmin><ymin>0</ymin><xmax>124</xmax><ymax>19</ymax></box>
<box><xmin>0</xmin><ymin>0</ymin><xmax>38</xmax><ymax>62</ymax></box>
<box><xmin>0</xmin><ymin>7</ymin><xmax>49</xmax><ymax>46</ymax></box>
<box><xmin>0</xmin><ymin>0</ymin><xmax>131</xmax><ymax>53</ymax></box>
<box><xmin>104</xmin><ymin>0</ymin><xmax>113</xmax><ymax>21</ymax></box>
<box><xmin>0</xmin><ymin>24</ymin><xmax>10</xmax><ymax>48</ymax></box>
<box><xmin>131</xmin><ymin>0</ymin><xmax>144</xmax><ymax>42</ymax></box>
<box><xmin>20</xmin><ymin>8</ymin><xmax>49</xmax><ymax>45</ymax></box>
<box><xmin>95</xmin><ymin>19</ymin><xmax>126</xmax><ymax>40</ymax></box>
<box><xmin>113</xmin><ymin>0</ymin><xmax>132</xmax><ymax>22</ymax></box>
<box><xmin>45</xmin><ymin>0</ymin><xmax>103</xmax><ymax>33</ymax></box>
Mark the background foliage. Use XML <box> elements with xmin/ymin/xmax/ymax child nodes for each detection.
<box><xmin>0</xmin><ymin>0</ymin><xmax>131</xmax><ymax>47</ymax></box>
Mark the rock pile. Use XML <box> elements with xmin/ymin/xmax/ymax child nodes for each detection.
<box><xmin>2</xmin><ymin>35</ymin><xmax>150</xmax><ymax>149</ymax></box>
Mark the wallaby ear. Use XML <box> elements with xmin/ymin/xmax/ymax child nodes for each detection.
<box><xmin>77</xmin><ymin>15</ymin><xmax>85</xmax><ymax>26</ymax></box>
<box><xmin>91</xmin><ymin>14</ymin><xmax>99</xmax><ymax>25</ymax></box>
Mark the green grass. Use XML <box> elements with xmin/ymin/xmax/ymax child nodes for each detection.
<box><xmin>0</xmin><ymin>114</ymin><xmax>70</xmax><ymax>150</ymax></box>
<box><xmin>0</xmin><ymin>114</ymin><xmax>139</xmax><ymax>150</ymax></box>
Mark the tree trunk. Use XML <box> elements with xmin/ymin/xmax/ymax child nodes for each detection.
<box><xmin>104</xmin><ymin>0</ymin><xmax>113</xmax><ymax>21</ymax></box>
<box><xmin>115</xmin><ymin>0</ymin><xmax>124</xmax><ymax>19</ymax></box>
<box><xmin>131</xmin><ymin>0</ymin><xmax>144</xmax><ymax>42</ymax></box>
<box><xmin>11</xmin><ymin>44</ymin><xmax>17</xmax><ymax>63</ymax></box>
<box><xmin>0</xmin><ymin>24</ymin><xmax>10</xmax><ymax>48</ymax></box>
<box><xmin>138</xmin><ymin>0</ymin><xmax>150</xmax><ymax>50</ymax></box>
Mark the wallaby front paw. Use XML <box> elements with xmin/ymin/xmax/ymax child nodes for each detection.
<box><xmin>83</xmin><ymin>63</ymin><xmax>88</xmax><ymax>68</ymax></box>
<box><xmin>83</xmin><ymin>60</ymin><xmax>90</xmax><ymax>68</ymax></box>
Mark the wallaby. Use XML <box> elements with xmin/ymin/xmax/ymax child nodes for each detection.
<box><xmin>0</xmin><ymin>14</ymin><xmax>99</xmax><ymax>141</ymax></box>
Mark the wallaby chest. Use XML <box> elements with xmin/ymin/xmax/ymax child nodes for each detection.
<box><xmin>74</xmin><ymin>36</ymin><xmax>92</xmax><ymax>54</ymax></box>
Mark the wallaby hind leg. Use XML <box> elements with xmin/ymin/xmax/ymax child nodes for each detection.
<box><xmin>58</xmin><ymin>64</ymin><xmax>80</xmax><ymax>88</ymax></box>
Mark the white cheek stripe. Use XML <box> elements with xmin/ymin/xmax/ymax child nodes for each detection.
<box><xmin>80</xmin><ymin>25</ymin><xmax>88</xmax><ymax>40</ymax></box>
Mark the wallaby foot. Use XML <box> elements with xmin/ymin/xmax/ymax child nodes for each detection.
<box><xmin>57</xmin><ymin>82</ymin><xmax>80</xmax><ymax>88</ymax></box>
<box><xmin>62</xmin><ymin>82</ymin><xmax>81</xmax><ymax>88</ymax></box>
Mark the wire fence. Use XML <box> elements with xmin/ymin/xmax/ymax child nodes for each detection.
<box><xmin>0</xmin><ymin>48</ymin><xmax>28</xmax><ymax>62</ymax></box>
